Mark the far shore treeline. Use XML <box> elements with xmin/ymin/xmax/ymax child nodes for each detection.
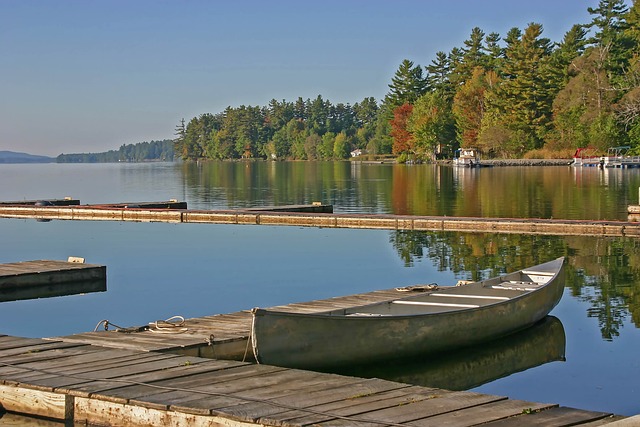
<box><xmin>172</xmin><ymin>0</ymin><xmax>640</xmax><ymax>163</ymax></box>
<box><xmin>59</xmin><ymin>1</ymin><xmax>640</xmax><ymax>164</ymax></box>
<box><xmin>56</xmin><ymin>140</ymin><xmax>174</xmax><ymax>163</ymax></box>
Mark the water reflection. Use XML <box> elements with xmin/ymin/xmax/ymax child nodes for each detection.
<box><xmin>327</xmin><ymin>316</ymin><xmax>565</xmax><ymax>391</ymax></box>
<box><xmin>0</xmin><ymin>278</ymin><xmax>106</xmax><ymax>303</ymax></box>
<box><xmin>389</xmin><ymin>230</ymin><xmax>640</xmax><ymax>341</ymax></box>
<box><xmin>178</xmin><ymin>161</ymin><xmax>640</xmax><ymax>219</ymax></box>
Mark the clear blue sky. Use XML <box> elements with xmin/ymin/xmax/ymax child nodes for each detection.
<box><xmin>1</xmin><ymin>0</ymin><xmax>607</xmax><ymax>156</ymax></box>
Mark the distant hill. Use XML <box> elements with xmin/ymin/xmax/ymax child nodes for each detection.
<box><xmin>0</xmin><ymin>151</ymin><xmax>55</xmax><ymax>164</ymax></box>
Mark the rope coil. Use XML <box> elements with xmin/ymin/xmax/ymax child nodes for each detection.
<box><xmin>94</xmin><ymin>315</ymin><xmax>187</xmax><ymax>334</ymax></box>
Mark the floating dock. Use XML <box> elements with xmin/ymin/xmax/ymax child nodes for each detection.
<box><xmin>0</xmin><ymin>198</ymin><xmax>80</xmax><ymax>206</ymax></box>
<box><xmin>0</xmin><ymin>260</ymin><xmax>106</xmax><ymax>302</ymax></box>
<box><xmin>0</xmin><ymin>200</ymin><xmax>638</xmax><ymax>237</ymax></box>
<box><xmin>0</xmin><ymin>335</ymin><xmax>623</xmax><ymax>426</ymax></box>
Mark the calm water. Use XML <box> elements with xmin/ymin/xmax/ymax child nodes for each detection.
<box><xmin>0</xmin><ymin>161</ymin><xmax>639</xmax><ymax>417</ymax></box>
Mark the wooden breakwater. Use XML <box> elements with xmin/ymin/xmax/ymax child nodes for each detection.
<box><xmin>0</xmin><ymin>202</ymin><xmax>639</xmax><ymax>237</ymax></box>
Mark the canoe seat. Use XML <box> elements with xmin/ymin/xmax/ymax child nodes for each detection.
<box><xmin>392</xmin><ymin>300</ymin><xmax>480</xmax><ymax>308</ymax></box>
<box><xmin>431</xmin><ymin>294</ymin><xmax>509</xmax><ymax>301</ymax></box>
<box><xmin>492</xmin><ymin>281</ymin><xmax>540</xmax><ymax>291</ymax></box>
<box><xmin>347</xmin><ymin>312</ymin><xmax>389</xmax><ymax>317</ymax></box>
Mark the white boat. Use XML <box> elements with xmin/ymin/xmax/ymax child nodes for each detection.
<box><xmin>571</xmin><ymin>147</ymin><xmax>601</xmax><ymax>167</ymax></box>
<box><xmin>251</xmin><ymin>257</ymin><xmax>565</xmax><ymax>369</ymax></box>
<box><xmin>453</xmin><ymin>148</ymin><xmax>480</xmax><ymax>167</ymax></box>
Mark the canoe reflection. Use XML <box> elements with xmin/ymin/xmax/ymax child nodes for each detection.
<box><xmin>324</xmin><ymin>315</ymin><xmax>565</xmax><ymax>391</ymax></box>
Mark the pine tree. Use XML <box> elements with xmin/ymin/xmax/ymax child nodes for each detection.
<box><xmin>173</xmin><ymin>118</ymin><xmax>186</xmax><ymax>160</ymax></box>
<box><xmin>383</xmin><ymin>59</ymin><xmax>428</xmax><ymax>113</ymax></box>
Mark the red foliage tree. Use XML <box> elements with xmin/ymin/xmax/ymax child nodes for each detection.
<box><xmin>390</xmin><ymin>103</ymin><xmax>414</xmax><ymax>155</ymax></box>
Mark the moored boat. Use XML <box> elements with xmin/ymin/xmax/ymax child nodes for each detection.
<box><xmin>453</xmin><ymin>147</ymin><xmax>480</xmax><ymax>167</ymax></box>
<box><xmin>571</xmin><ymin>147</ymin><xmax>602</xmax><ymax>167</ymax></box>
<box><xmin>251</xmin><ymin>257</ymin><xmax>565</xmax><ymax>369</ymax></box>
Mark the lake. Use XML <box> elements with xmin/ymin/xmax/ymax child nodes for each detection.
<box><xmin>0</xmin><ymin>161</ymin><xmax>639</xmax><ymax>417</ymax></box>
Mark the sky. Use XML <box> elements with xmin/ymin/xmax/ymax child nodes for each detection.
<box><xmin>0</xmin><ymin>0</ymin><xmax>611</xmax><ymax>157</ymax></box>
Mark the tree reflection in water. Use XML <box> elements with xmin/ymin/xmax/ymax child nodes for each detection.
<box><xmin>389</xmin><ymin>230</ymin><xmax>640</xmax><ymax>340</ymax></box>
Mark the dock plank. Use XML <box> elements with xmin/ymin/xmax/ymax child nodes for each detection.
<box><xmin>405</xmin><ymin>399</ymin><xmax>556</xmax><ymax>426</ymax></box>
<box><xmin>481</xmin><ymin>406</ymin><xmax>615</xmax><ymax>426</ymax></box>
<box><xmin>262</xmin><ymin>385</ymin><xmax>442</xmax><ymax>426</ymax></box>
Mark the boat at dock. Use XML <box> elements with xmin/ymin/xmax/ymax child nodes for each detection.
<box><xmin>251</xmin><ymin>257</ymin><xmax>566</xmax><ymax>369</ymax></box>
<box><xmin>571</xmin><ymin>147</ymin><xmax>602</xmax><ymax>167</ymax></box>
<box><xmin>453</xmin><ymin>148</ymin><xmax>481</xmax><ymax>167</ymax></box>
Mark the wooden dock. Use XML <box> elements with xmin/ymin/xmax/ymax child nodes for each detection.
<box><xmin>0</xmin><ymin>335</ymin><xmax>624</xmax><ymax>426</ymax></box>
<box><xmin>0</xmin><ymin>260</ymin><xmax>106</xmax><ymax>302</ymax></box>
<box><xmin>52</xmin><ymin>289</ymin><xmax>405</xmax><ymax>359</ymax></box>
<box><xmin>0</xmin><ymin>201</ymin><xmax>639</xmax><ymax>237</ymax></box>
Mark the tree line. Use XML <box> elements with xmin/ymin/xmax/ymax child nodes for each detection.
<box><xmin>175</xmin><ymin>0</ymin><xmax>640</xmax><ymax>161</ymax></box>
<box><xmin>56</xmin><ymin>140</ymin><xmax>174</xmax><ymax>163</ymax></box>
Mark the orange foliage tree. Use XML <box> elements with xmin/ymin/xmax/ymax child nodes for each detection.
<box><xmin>390</xmin><ymin>103</ymin><xmax>414</xmax><ymax>155</ymax></box>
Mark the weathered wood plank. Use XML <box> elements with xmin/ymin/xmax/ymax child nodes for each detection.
<box><xmin>255</xmin><ymin>385</ymin><xmax>437</xmax><ymax>426</ymax></box>
<box><xmin>107</xmin><ymin>364</ymin><xmax>284</xmax><ymax>404</ymax></box>
<box><xmin>480</xmin><ymin>406</ymin><xmax>614</xmax><ymax>426</ymax></box>
<box><xmin>0</xmin><ymin>384</ymin><xmax>69</xmax><ymax>420</ymax></box>
<box><xmin>333</xmin><ymin>390</ymin><xmax>506</xmax><ymax>425</ymax></box>
<box><xmin>76</xmin><ymin>359</ymin><xmax>244</xmax><ymax>398</ymax></box>
<box><xmin>178</xmin><ymin>375</ymin><xmax>366</xmax><ymax>419</ymax></box>
<box><xmin>406</xmin><ymin>399</ymin><xmax>556</xmax><ymax>426</ymax></box>
<box><xmin>260</xmin><ymin>381</ymin><xmax>417</xmax><ymax>425</ymax></box>
<box><xmin>127</xmin><ymin>365</ymin><xmax>295</xmax><ymax>410</ymax></box>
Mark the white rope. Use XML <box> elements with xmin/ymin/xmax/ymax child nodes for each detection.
<box><xmin>94</xmin><ymin>316</ymin><xmax>188</xmax><ymax>334</ymax></box>
<box><xmin>148</xmin><ymin>315</ymin><xmax>188</xmax><ymax>334</ymax></box>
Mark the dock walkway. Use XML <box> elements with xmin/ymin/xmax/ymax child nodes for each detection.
<box><xmin>53</xmin><ymin>289</ymin><xmax>403</xmax><ymax>359</ymax></box>
<box><xmin>0</xmin><ymin>335</ymin><xmax>621</xmax><ymax>426</ymax></box>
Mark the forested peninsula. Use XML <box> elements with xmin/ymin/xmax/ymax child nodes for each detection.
<box><xmin>174</xmin><ymin>0</ymin><xmax>640</xmax><ymax>163</ymax></box>
<box><xmin>56</xmin><ymin>140</ymin><xmax>174</xmax><ymax>163</ymax></box>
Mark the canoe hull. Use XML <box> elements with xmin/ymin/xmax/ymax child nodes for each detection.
<box><xmin>252</xmin><ymin>258</ymin><xmax>565</xmax><ymax>369</ymax></box>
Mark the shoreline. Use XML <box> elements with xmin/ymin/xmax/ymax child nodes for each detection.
<box><xmin>479</xmin><ymin>158</ymin><xmax>572</xmax><ymax>166</ymax></box>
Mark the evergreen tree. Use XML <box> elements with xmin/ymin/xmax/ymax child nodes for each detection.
<box><xmin>454</xmin><ymin>27</ymin><xmax>487</xmax><ymax>84</ymax></box>
<box><xmin>483</xmin><ymin>23</ymin><xmax>554</xmax><ymax>154</ymax></box>
<box><xmin>383</xmin><ymin>59</ymin><xmax>428</xmax><ymax>113</ymax></box>
<box><xmin>173</xmin><ymin>118</ymin><xmax>187</xmax><ymax>160</ymax></box>
<box><xmin>426</xmin><ymin>51</ymin><xmax>454</xmax><ymax>99</ymax></box>
<box><xmin>586</xmin><ymin>0</ymin><xmax>632</xmax><ymax>87</ymax></box>
<box><xmin>484</xmin><ymin>32</ymin><xmax>504</xmax><ymax>74</ymax></box>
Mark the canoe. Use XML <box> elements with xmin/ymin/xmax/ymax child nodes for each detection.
<box><xmin>251</xmin><ymin>257</ymin><xmax>565</xmax><ymax>369</ymax></box>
